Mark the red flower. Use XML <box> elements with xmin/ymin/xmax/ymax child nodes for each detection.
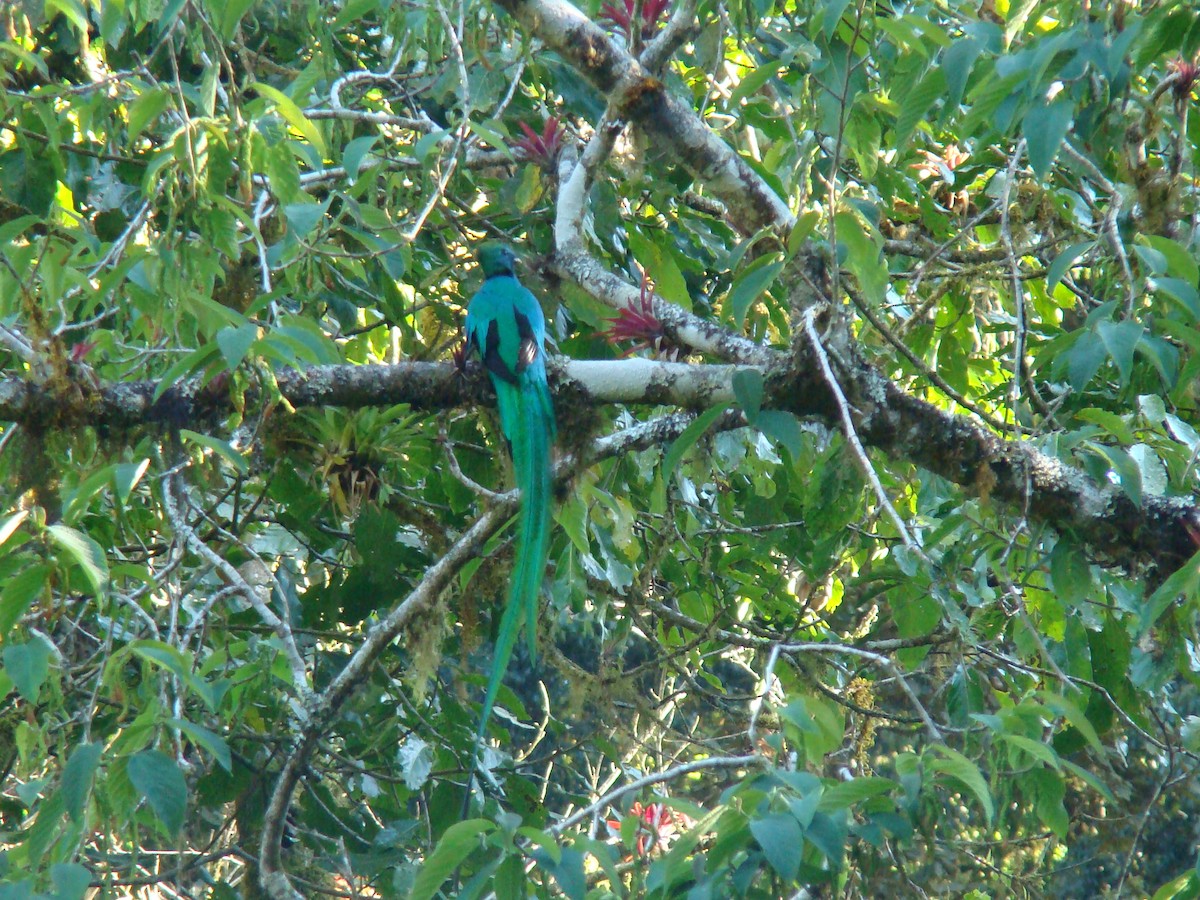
<box><xmin>602</xmin><ymin>270</ymin><xmax>680</xmax><ymax>359</ymax></box>
<box><xmin>514</xmin><ymin>118</ymin><xmax>565</xmax><ymax>167</ymax></box>
<box><xmin>70</xmin><ymin>340</ymin><xmax>97</xmax><ymax>363</ymax></box>
<box><xmin>599</xmin><ymin>0</ymin><xmax>671</xmax><ymax>41</ymax></box>
<box><xmin>606</xmin><ymin>801</ymin><xmax>690</xmax><ymax>857</ymax></box>
<box><xmin>1167</xmin><ymin>56</ymin><xmax>1200</xmax><ymax>103</ymax></box>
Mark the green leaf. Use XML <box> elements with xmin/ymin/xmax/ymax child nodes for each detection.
<box><xmin>409</xmin><ymin>819</ymin><xmax>494</xmax><ymax>900</ymax></box>
<box><xmin>941</xmin><ymin>37</ymin><xmax>983</xmax><ymax>108</ymax></box>
<box><xmin>1138</xmin><ymin>235</ymin><xmax>1200</xmax><ymax>285</ymax></box>
<box><xmin>727</xmin><ymin>260</ymin><xmax>782</xmax><ymax>325</ymax></box>
<box><xmin>152</xmin><ymin>342</ymin><xmax>221</xmax><ymax>402</ymax></box>
<box><xmin>0</xmin><ymin>508</ymin><xmax>28</xmax><ymax>549</ymax></box>
<box><xmin>211</xmin><ymin>0</ymin><xmax>258</xmax><ymax>39</ymax></box>
<box><xmin>1086</xmin><ymin>443</ymin><xmax>1142</xmax><ymax>508</ymax></box>
<box><xmin>1064</xmin><ymin>332</ymin><xmax>1107</xmax><ymax>391</ymax></box>
<box><xmin>4</xmin><ymin>637</ymin><xmax>53</xmax><ymax>701</ymax></box>
<box><xmin>627</xmin><ymin>229</ymin><xmax>691</xmax><ymax>310</ymax></box>
<box><xmin>251</xmin><ymin>82</ymin><xmax>327</xmax><ymax>157</ymax></box>
<box><xmin>929</xmin><ymin>745</ymin><xmax>994</xmax><ymax>823</ymax></box>
<box><xmin>1037</xmin><ymin>691</ymin><xmax>1106</xmax><ymax>756</ymax></box>
<box><xmin>787</xmin><ymin>210</ymin><xmax>822</xmax><ymax>258</ymax></box>
<box><xmin>342</xmin><ymin>135</ymin><xmax>379</xmax><ymax>178</ymax></box>
<box><xmin>283</xmin><ymin>199</ymin><xmax>329</xmax><ymax>239</ymax></box>
<box><xmin>663</xmin><ymin>406</ymin><xmax>727</xmax><ymax>483</ymax></box>
<box><xmin>1046</xmin><ymin>241</ymin><xmax>1094</xmax><ymax>293</ymax></box>
<box><xmin>1049</xmin><ymin>541</ymin><xmax>1091</xmax><ymax>607</ymax></box>
<box><xmin>216</xmin><ymin>323</ymin><xmax>259</xmax><ymax>370</ymax></box>
<box><xmin>819</xmin><ymin>777</ymin><xmax>897</xmax><ymax>811</ymax></box>
<box><xmin>114</xmin><ymin>460</ymin><xmax>151</xmax><ymax>504</ymax></box>
<box><xmin>999</xmin><ymin>733</ymin><xmax>1061</xmax><ymax>770</ymax></box>
<box><xmin>534</xmin><ymin>847</ymin><xmax>586</xmax><ymax>900</ymax></box>
<box><xmin>0</xmin><ymin>563</ymin><xmax>51</xmax><ymax>638</ymax></box>
<box><xmin>127</xmin><ymin>750</ymin><xmax>187</xmax><ymax>837</ymax></box>
<box><xmin>756</xmin><ymin>410</ymin><xmax>805</xmax><ymax>456</ymax></box>
<box><xmin>59</xmin><ymin>742</ymin><xmax>104</xmax><ymax>821</ymax></box>
<box><xmin>1096</xmin><ymin>319</ymin><xmax>1143</xmax><ymax>386</ymax></box>
<box><xmin>894</xmin><ymin>67</ymin><xmax>947</xmax><ymax>148</ymax></box>
<box><xmin>835</xmin><ymin>210</ymin><xmax>887</xmax><ymax>303</ymax></box>
<box><xmin>732</xmin><ymin>369</ymin><xmax>764</xmax><ymax>423</ymax></box>
<box><xmin>170</xmin><ymin>718</ymin><xmax>232</xmax><ymax>772</ymax></box>
<box><xmin>729</xmin><ymin>62</ymin><xmax>782</xmax><ymax>106</ymax></box>
<box><xmin>47</xmin><ymin>524</ymin><xmax>109</xmax><ymax>593</ymax></box>
<box><xmin>1023</xmin><ymin>99</ymin><xmax>1073</xmax><ymax>180</ymax></box>
<box><xmin>1151</xmin><ymin>277</ymin><xmax>1200</xmax><ymax>318</ymax></box>
<box><xmin>750</xmin><ymin>813</ymin><xmax>803</xmax><ymax>880</ymax></box>
<box><xmin>50</xmin><ymin>863</ymin><xmax>92</xmax><ymax>900</ymax></box>
<box><xmin>180</xmin><ymin>430</ymin><xmax>249</xmax><ymax>475</ymax></box>
<box><xmin>1142</xmin><ymin>548</ymin><xmax>1200</xmax><ymax>634</ymax></box>
<box><xmin>128</xmin><ymin>88</ymin><xmax>171</xmax><ymax>143</ymax></box>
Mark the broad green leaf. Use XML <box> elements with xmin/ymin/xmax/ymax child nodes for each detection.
<box><xmin>533</xmin><ymin>847</ymin><xmax>586</xmax><ymax>900</ymax></box>
<box><xmin>787</xmin><ymin>210</ymin><xmax>822</xmax><ymax>258</ymax></box>
<box><xmin>732</xmin><ymin>368</ymin><xmax>764</xmax><ymax>422</ymax></box>
<box><xmin>4</xmin><ymin>637</ymin><xmax>53</xmax><ymax>700</ymax></box>
<box><xmin>1037</xmin><ymin>691</ymin><xmax>1106</xmax><ymax>756</ymax></box>
<box><xmin>1023</xmin><ymin>99</ymin><xmax>1073</xmax><ymax>180</ymax></box>
<box><xmin>114</xmin><ymin>460</ymin><xmax>151</xmax><ymax>504</ymax></box>
<box><xmin>818</xmin><ymin>777</ymin><xmax>897</xmax><ymax>811</ymax></box>
<box><xmin>342</xmin><ymin>135</ymin><xmax>379</xmax><ymax>178</ymax></box>
<box><xmin>213</xmin><ymin>0</ymin><xmax>258</xmax><ymax>38</ymax></box>
<box><xmin>1139</xmin><ymin>235</ymin><xmax>1200</xmax><ymax>285</ymax></box>
<box><xmin>127</xmin><ymin>750</ymin><xmax>187</xmax><ymax>837</ymax></box>
<box><xmin>50</xmin><ymin>862</ymin><xmax>92</xmax><ymax>900</ymax></box>
<box><xmin>750</xmin><ymin>813</ymin><xmax>803</xmax><ymax>880</ymax></box>
<box><xmin>929</xmin><ymin>745</ymin><xmax>994</xmax><ymax>823</ymax></box>
<box><xmin>1096</xmin><ymin>319</ymin><xmax>1143</xmax><ymax>385</ymax></box>
<box><xmin>0</xmin><ymin>563</ymin><xmax>51</xmax><ymax>638</ymax></box>
<box><xmin>627</xmin><ymin>229</ymin><xmax>691</xmax><ymax>310</ymax></box>
<box><xmin>1141</xmin><ymin>548</ymin><xmax>1200</xmax><ymax>635</ymax></box>
<box><xmin>998</xmin><ymin>733</ymin><xmax>1061</xmax><ymax>769</ymax></box>
<box><xmin>1049</xmin><ymin>541</ymin><xmax>1091</xmax><ymax>607</ymax></box>
<box><xmin>0</xmin><ymin>508</ymin><xmax>28</xmax><ymax>548</ymax></box>
<box><xmin>757</xmin><ymin>410</ymin><xmax>805</xmax><ymax>456</ymax></box>
<box><xmin>180</xmin><ymin>430</ymin><xmax>249</xmax><ymax>475</ymax></box>
<box><xmin>152</xmin><ymin>342</ymin><xmax>222</xmax><ymax>401</ymax></box>
<box><xmin>729</xmin><ymin>63</ymin><xmax>782</xmax><ymax>106</ymax></box>
<box><xmin>216</xmin><ymin>323</ymin><xmax>259</xmax><ymax>371</ymax></box>
<box><xmin>251</xmin><ymin>82</ymin><xmax>328</xmax><ymax>157</ymax></box>
<box><xmin>1046</xmin><ymin>241</ymin><xmax>1094</xmax><ymax>293</ymax></box>
<box><xmin>663</xmin><ymin>406</ymin><xmax>727</xmax><ymax>483</ymax></box>
<box><xmin>409</xmin><ymin>819</ymin><xmax>494</xmax><ymax>900</ymax></box>
<box><xmin>47</xmin><ymin>524</ymin><xmax>109</xmax><ymax>593</ymax></box>
<box><xmin>835</xmin><ymin>210</ymin><xmax>887</xmax><ymax>303</ymax></box>
<box><xmin>1152</xmin><ymin>277</ymin><xmax>1200</xmax><ymax>318</ymax></box>
<box><xmin>59</xmin><ymin>742</ymin><xmax>103</xmax><ymax>821</ymax></box>
<box><xmin>727</xmin><ymin>259</ymin><xmax>782</xmax><ymax>325</ymax></box>
<box><xmin>127</xmin><ymin>88</ymin><xmax>171</xmax><ymax>143</ymax></box>
<box><xmin>170</xmin><ymin>718</ymin><xmax>232</xmax><ymax>772</ymax></box>
<box><xmin>894</xmin><ymin>67</ymin><xmax>946</xmax><ymax>148</ymax></box>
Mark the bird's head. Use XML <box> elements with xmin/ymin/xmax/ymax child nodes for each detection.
<box><xmin>478</xmin><ymin>242</ymin><xmax>519</xmax><ymax>279</ymax></box>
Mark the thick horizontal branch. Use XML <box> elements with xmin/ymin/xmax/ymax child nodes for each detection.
<box><xmin>6</xmin><ymin>348</ymin><xmax>1198</xmax><ymax>578</ymax></box>
<box><xmin>0</xmin><ymin>360</ymin><xmax>753</xmax><ymax>429</ymax></box>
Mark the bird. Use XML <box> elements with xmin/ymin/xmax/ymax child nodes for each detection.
<box><xmin>463</xmin><ymin>242</ymin><xmax>556</xmax><ymax>759</ymax></box>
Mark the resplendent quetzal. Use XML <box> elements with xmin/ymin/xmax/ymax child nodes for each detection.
<box><xmin>464</xmin><ymin>242</ymin><xmax>556</xmax><ymax>748</ymax></box>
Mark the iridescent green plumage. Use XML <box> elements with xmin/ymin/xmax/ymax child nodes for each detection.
<box><xmin>464</xmin><ymin>243</ymin><xmax>555</xmax><ymax>750</ymax></box>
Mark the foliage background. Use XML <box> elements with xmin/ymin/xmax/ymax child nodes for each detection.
<box><xmin>3</xmin><ymin>0</ymin><xmax>1200</xmax><ymax>897</ymax></box>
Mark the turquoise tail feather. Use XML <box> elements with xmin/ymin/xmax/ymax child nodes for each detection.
<box><xmin>476</xmin><ymin>375</ymin><xmax>555</xmax><ymax>740</ymax></box>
